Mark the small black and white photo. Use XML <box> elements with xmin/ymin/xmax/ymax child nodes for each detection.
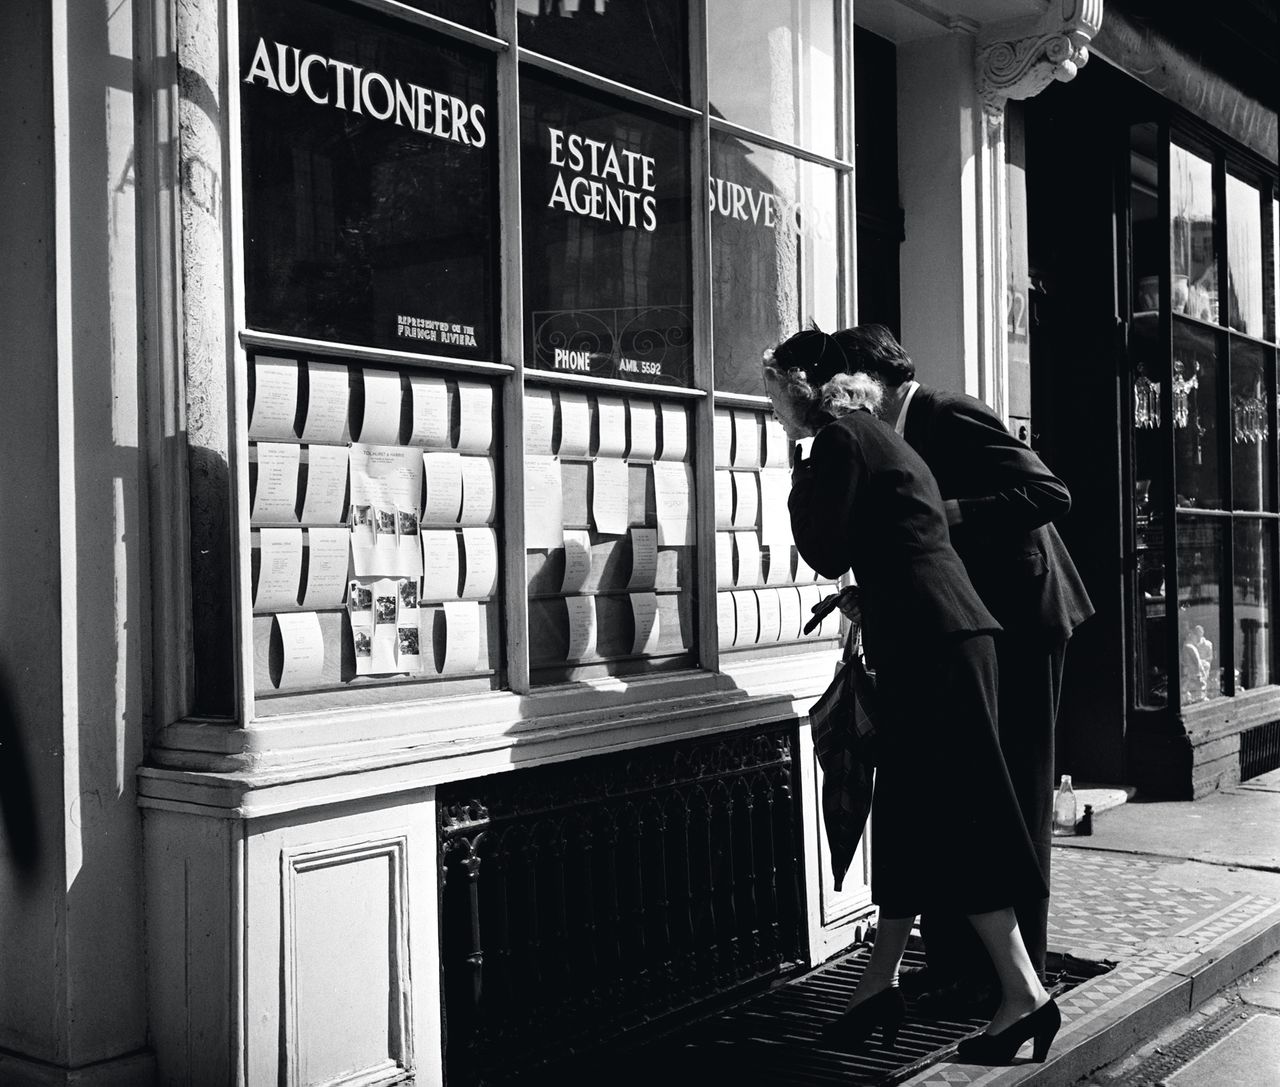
<box><xmin>374</xmin><ymin>594</ymin><xmax>397</xmax><ymax>625</ymax></box>
<box><xmin>352</xmin><ymin>629</ymin><xmax>372</xmax><ymax>657</ymax></box>
<box><xmin>398</xmin><ymin>579</ymin><xmax>418</xmax><ymax>610</ymax></box>
<box><xmin>398</xmin><ymin>509</ymin><xmax>420</xmax><ymax>535</ymax></box>
<box><xmin>348</xmin><ymin>581</ymin><xmax>372</xmax><ymax>611</ymax></box>
<box><xmin>397</xmin><ymin>626</ymin><xmax>419</xmax><ymax>656</ymax></box>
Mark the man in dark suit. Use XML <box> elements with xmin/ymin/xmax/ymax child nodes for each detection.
<box><xmin>832</xmin><ymin>324</ymin><xmax>1094</xmax><ymax>1000</ymax></box>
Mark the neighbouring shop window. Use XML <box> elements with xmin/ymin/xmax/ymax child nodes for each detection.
<box><xmin>1226</xmin><ymin>172</ymin><xmax>1264</xmax><ymax>338</ymax></box>
<box><xmin>706</xmin><ymin>0</ymin><xmax>838</xmax><ymax>159</ymax></box>
<box><xmin>709</xmin><ymin>131</ymin><xmax>839</xmax><ymax>395</ymax></box>
<box><xmin>517</xmin><ymin>0</ymin><xmax>688</xmax><ymax>104</ymax></box>
<box><xmin>520</xmin><ymin>72</ymin><xmax>693</xmax><ymax>386</ymax></box>
<box><xmin>240</xmin><ymin>0</ymin><xmax>498</xmax><ymax>356</ymax></box>
<box><xmin>1170</xmin><ymin>142</ymin><xmax>1217</xmax><ymax>322</ymax></box>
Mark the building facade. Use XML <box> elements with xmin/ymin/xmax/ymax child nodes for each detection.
<box><xmin>0</xmin><ymin>1</ymin><xmax>1274</xmax><ymax>1084</ymax></box>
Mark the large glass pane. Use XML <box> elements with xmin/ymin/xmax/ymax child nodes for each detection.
<box><xmin>1230</xmin><ymin>339</ymin><xmax>1273</xmax><ymax>511</ymax></box>
<box><xmin>707</xmin><ymin>0</ymin><xmax>838</xmax><ymax>159</ymax></box>
<box><xmin>1234</xmin><ymin>520</ymin><xmax>1276</xmax><ymax>692</ymax></box>
<box><xmin>520</xmin><ymin>72</ymin><xmax>693</xmax><ymax>386</ymax></box>
<box><xmin>1130</xmin><ymin>123</ymin><xmax>1160</xmax><ymax>317</ymax></box>
<box><xmin>1273</xmin><ymin>198</ymin><xmax>1278</xmax><ymax>342</ymax></box>
<box><xmin>517</xmin><ymin>0</ymin><xmax>688</xmax><ymax>104</ymax></box>
<box><xmin>1177</xmin><ymin>517</ymin><xmax>1225</xmax><ymax>704</ymax></box>
<box><xmin>398</xmin><ymin>0</ymin><xmax>494</xmax><ymax>34</ymax></box>
<box><xmin>710</xmin><ymin>131</ymin><xmax>840</xmax><ymax>395</ymax></box>
<box><xmin>1226</xmin><ymin>172</ymin><xmax>1264</xmax><ymax>337</ymax></box>
<box><xmin>1173</xmin><ymin>320</ymin><xmax>1221</xmax><ymax>509</ymax></box>
<box><xmin>1171</xmin><ymin>143</ymin><xmax>1218</xmax><ymax>322</ymax></box>
<box><xmin>240</xmin><ymin>0</ymin><xmax>497</xmax><ymax>357</ymax></box>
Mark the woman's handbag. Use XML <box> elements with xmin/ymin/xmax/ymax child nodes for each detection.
<box><xmin>807</xmin><ymin>593</ymin><xmax>882</xmax><ymax>891</ymax></box>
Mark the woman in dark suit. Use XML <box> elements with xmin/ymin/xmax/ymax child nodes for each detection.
<box><xmin>764</xmin><ymin>329</ymin><xmax>1059</xmax><ymax>1065</ymax></box>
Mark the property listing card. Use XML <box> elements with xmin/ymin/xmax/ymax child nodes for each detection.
<box><xmin>626</xmin><ymin>528</ymin><xmax>658</xmax><ymax>591</ymax></box>
<box><xmin>756</xmin><ymin>588</ymin><xmax>782</xmax><ymax>644</ymax></box>
<box><xmin>627</xmin><ymin>400</ymin><xmax>657</xmax><ymax>462</ymax></box>
<box><xmin>717</xmin><ymin>591</ymin><xmax>736</xmax><ymax>649</ymax></box>
<box><xmin>439</xmin><ymin>600</ymin><xmax>481</xmax><ymax>674</ymax></box>
<box><xmin>560</xmin><ymin>462</ymin><xmax>590</xmax><ymax>527</ymax></box>
<box><xmin>731</xmin><ymin>471</ymin><xmax>759</xmax><ymax>529</ymax></box>
<box><xmin>421</xmin><ymin>530</ymin><xmax>461</xmax><ymax>600</ymax></box>
<box><xmin>652</xmin><ymin>462</ymin><xmax>693</xmax><ymax>546</ymax></box>
<box><xmin>558</xmin><ymin>391</ymin><xmax>591</xmax><ymax>458</ymax></box>
<box><xmin>565</xmin><ymin>595</ymin><xmax>597</xmax><ymax>660</ymax></box>
<box><xmin>460</xmin><ymin>526</ymin><xmax>499</xmax><ymax>599</ymax></box>
<box><xmin>357</xmin><ymin>369</ymin><xmax>402</xmax><ymax>444</ymax></box>
<box><xmin>732</xmin><ymin>410</ymin><xmax>761</xmax><ymax>468</ymax></box>
<box><xmin>591</xmin><ymin>457</ymin><xmax>630</xmax><ymax>535</ymax></box>
<box><xmin>732</xmin><ymin>589</ymin><xmax>759</xmax><ymax>647</ymax></box>
<box><xmin>778</xmin><ymin>586</ymin><xmax>803</xmax><ymax>641</ymax></box>
<box><xmin>300</xmin><ymin>445</ymin><xmax>349</xmax><ymax>524</ymax></box>
<box><xmin>734</xmin><ymin>531</ymin><xmax>762</xmax><ymax>588</ymax></box>
<box><xmin>714</xmin><ymin>409</ymin><xmax>733</xmax><ymax>467</ymax></box>
<box><xmin>302</xmin><ymin>526</ymin><xmax>350</xmax><ymax>609</ymax></box>
<box><xmin>524</xmin><ymin>456</ymin><xmax>565</xmax><ymax>548</ymax></box>
<box><xmin>794</xmin><ymin>553</ymin><xmax>816</xmax><ymax>584</ymax></box>
<box><xmin>274</xmin><ymin>611</ymin><xmax>325</xmax><ymax>687</ymax></box>
<box><xmin>455</xmin><ymin>381</ymin><xmax>494</xmax><ymax>453</ymax></box>
<box><xmin>249</xmin><ymin>356</ymin><xmax>298</xmax><ymax>440</ymax></box>
<box><xmin>763</xmin><ymin>417</ymin><xmax>791</xmax><ymax>468</ymax></box>
<box><xmin>630</xmin><ymin>592</ymin><xmax>660</xmax><ymax>656</ymax></box>
<box><xmin>658</xmin><ymin>403</ymin><xmax>688</xmax><ymax>461</ymax></box>
<box><xmin>251</xmin><ymin>443</ymin><xmax>301</xmax><ymax>523</ymax></box>
<box><xmin>716</xmin><ymin>532</ymin><xmax>734</xmax><ymax>588</ymax></box>
<box><xmin>758</xmin><ymin>469</ymin><xmax>792</xmax><ymax>547</ymax></box>
<box><xmin>596</xmin><ymin>397</ymin><xmax>627</xmax><ymax>457</ymax></box>
<box><xmin>301</xmin><ymin>361</ymin><xmax>350</xmax><ymax>443</ymax></box>
<box><xmin>715</xmin><ymin>471</ymin><xmax>733</xmax><ymax>528</ymax></box>
<box><xmin>408</xmin><ymin>374</ymin><xmax>450</xmax><ymax>448</ymax></box>
<box><xmin>422</xmin><ymin>451</ymin><xmax>464</xmax><ymax>524</ymax></box>
<box><xmin>561</xmin><ymin>529</ymin><xmax>593</xmax><ymax>593</ymax></box>
<box><xmin>395</xmin><ymin>508</ymin><xmax>423</xmax><ymax>577</ymax></box>
<box><xmin>459</xmin><ymin>456</ymin><xmax>496</xmax><ymax>524</ymax></box>
<box><xmin>254</xmin><ymin>527</ymin><xmax>303</xmax><ymax>611</ymax></box>
<box><xmin>764</xmin><ymin>543</ymin><xmax>793</xmax><ymax>586</ymax></box>
<box><xmin>525</xmin><ymin>387</ymin><xmax>556</xmax><ymax>455</ymax></box>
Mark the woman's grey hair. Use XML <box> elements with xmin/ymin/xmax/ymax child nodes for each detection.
<box><xmin>763</xmin><ymin>363</ymin><xmax>885</xmax><ymax>428</ymax></box>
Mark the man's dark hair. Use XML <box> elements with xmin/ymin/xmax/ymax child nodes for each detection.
<box><xmin>832</xmin><ymin>324</ymin><xmax>915</xmax><ymax>387</ymax></box>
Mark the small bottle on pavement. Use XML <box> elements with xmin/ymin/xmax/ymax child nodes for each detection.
<box><xmin>1052</xmin><ymin>774</ymin><xmax>1078</xmax><ymax>837</ymax></box>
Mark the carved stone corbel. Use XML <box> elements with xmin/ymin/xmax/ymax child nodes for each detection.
<box><xmin>977</xmin><ymin>0</ymin><xmax>1104</xmax><ymax>115</ymax></box>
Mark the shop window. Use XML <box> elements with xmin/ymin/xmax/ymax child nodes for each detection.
<box><xmin>709</xmin><ymin>132</ymin><xmax>840</xmax><ymax>396</ymax></box>
<box><xmin>1125</xmin><ymin>121</ymin><xmax>1279</xmax><ymax>712</ymax></box>
<box><xmin>517</xmin><ymin>0</ymin><xmax>688</xmax><ymax>104</ymax></box>
<box><xmin>706</xmin><ymin>0</ymin><xmax>838</xmax><ymax>159</ymax></box>
<box><xmin>397</xmin><ymin>0</ymin><xmax>496</xmax><ymax>34</ymax></box>
<box><xmin>240</xmin><ymin>0</ymin><xmax>498</xmax><ymax>356</ymax></box>
<box><xmin>520</xmin><ymin>72</ymin><xmax>693</xmax><ymax>386</ymax></box>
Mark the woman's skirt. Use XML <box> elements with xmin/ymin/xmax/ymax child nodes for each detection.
<box><xmin>869</xmin><ymin>632</ymin><xmax>1048</xmax><ymax>918</ymax></box>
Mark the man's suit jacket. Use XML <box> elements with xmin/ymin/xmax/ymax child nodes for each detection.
<box><xmin>902</xmin><ymin>385</ymin><xmax>1094</xmax><ymax>646</ymax></box>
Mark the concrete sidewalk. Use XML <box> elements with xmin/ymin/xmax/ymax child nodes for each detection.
<box><xmin>901</xmin><ymin>770</ymin><xmax>1280</xmax><ymax>1086</ymax></box>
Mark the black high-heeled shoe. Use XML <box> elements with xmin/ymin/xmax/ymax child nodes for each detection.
<box><xmin>954</xmin><ymin>997</ymin><xmax>1061</xmax><ymax>1065</ymax></box>
<box><xmin>819</xmin><ymin>986</ymin><xmax>907</xmax><ymax>1049</ymax></box>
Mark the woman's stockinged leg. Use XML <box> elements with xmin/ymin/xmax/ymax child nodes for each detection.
<box><xmin>965</xmin><ymin>906</ymin><xmax>1049</xmax><ymax>1033</ymax></box>
<box><xmin>846</xmin><ymin>914</ymin><xmax>914</xmax><ymax>1008</ymax></box>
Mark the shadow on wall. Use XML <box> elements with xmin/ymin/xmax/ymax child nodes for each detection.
<box><xmin>0</xmin><ymin>666</ymin><xmax>39</xmax><ymax>877</ymax></box>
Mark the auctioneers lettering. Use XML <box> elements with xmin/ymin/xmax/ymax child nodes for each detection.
<box><xmin>243</xmin><ymin>37</ymin><xmax>487</xmax><ymax>149</ymax></box>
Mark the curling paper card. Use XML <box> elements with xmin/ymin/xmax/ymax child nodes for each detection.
<box><xmin>459</xmin><ymin>456</ymin><xmax>496</xmax><ymax>524</ymax></box>
<box><xmin>275</xmin><ymin>611</ymin><xmax>325</xmax><ymax>686</ymax></box>
<box><xmin>525</xmin><ymin>388</ymin><xmax>555</xmax><ymax>455</ymax></box>
<box><xmin>302</xmin><ymin>361</ymin><xmax>350</xmax><ymax>443</ymax></box>
<box><xmin>254</xmin><ymin>527</ymin><xmax>303</xmax><ymax>611</ymax></box>
<box><xmin>717</xmin><ymin>591</ymin><xmax>736</xmax><ymax>649</ymax></box>
<box><xmin>455</xmin><ymin>381</ymin><xmax>494</xmax><ymax>453</ymax></box>
<box><xmin>778</xmin><ymin>587</ymin><xmax>803</xmax><ymax>640</ymax></box>
<box><xmin>652</xmin><ymin>462</ymin><xmax>692</xmax><ymax>546</ymax></box>
<box><xmin>731</xmin><ymin>471</ymin><xmax>759</xmax><ymax>529</ymax></box>
<box><xmin>627</xmin><ymin>400</ymin><xmax>657</xmax><ymax>462</ymax></box>
<box><xmin>591</xmin><ymin>457</ymin><xmax>630</xmax><ymax>535</ymax></box>
<box><xmin>658</xmin><ymin>403</ymin><xmax>687</xmax><ymax>461</ymax></box>
<box><xmin>420</xmin><ymin>530</ymin><xmax>460</xmax><ymax>600</ymax></box>
<box><xmin>561</xmin><ymin>529</ymin><xmax>593</xmax><ymax>594</ymax></box>
<box><xmin>358</xmin><ymin>369</ymin><xmax>402</xmax><ymax>444</ymax></box>
<box><xmin>524</xmin><ymin>456</ymin><xmax>565</xmax><ymax>549</ymax></box>
<box><xmin>764</xmin><ymin>418</ymin><xmax>791</xmax><ymax>468</ymax></box>
<box><xmin>460</xmin><ymin>527</ymin><xmax>499</xmax><ymax>599</ymax></box>
<box><xmin>558</xmin><ymin>392</ymin><xmax>591</xmax><ymax>458</ymax></box>
<box><xmin>349</xmin><ymin>444</ymin><xmax>423</xmax><ymax>513</ymax></box>
<box><xmin>756</xmin><ymin>588</ymin><xmax>782</xmax><ymax>643</ymax></box>
<box><xmin>408</xmin><ymin>375</ymin><xmax>450</xmax><ymax>448</ymax></box>
<box><xmin>626</xmin><ymin>528</ymin><xmax>658</xmax><ymax>591</ymax></box>
<box><xmin>422</xmin><ymin>452</ymin><xmax>464</xmax><ymax>524</ymax></box>
<box><xmin>302</xmin><ymin>527</ymin><xmax>350</xmax><ymax>608</ymax></box>
<box><xmin>758</xmin><ymin>469</ymin><xmax>793</xmax><ymax>547</ymax></box>
<box><xmin>713</xmin><ymin>409</ymin><xmax>733</xmax><ymax>467</ymax></box>
<box><xmin>596</xmin><ymin>397</ymin><xmax>627</xmax><ymax>457</ymax></box>
<box><xmin>565</xmin><ymin>596</ymin><xmax>597</xmax><ymax>660</ymax></box>
<box><xmin>764</xmin><ymin>543</ymin><xmax>793</xmax><ymax>586</ymax></box>
<box><xmin>715</xmin><ymin>471</ymin><xmax>733</xmax><ymax>528</ymax></box>
<box><xmin>251</xmin><ymin>443</ymin><xmax>300</xmax><ymax>523</ymax></box>
<box><xmin>249</xmin><ymin>356</ymin><xmax>298</xmax><ymax>440</ymax></box>
<box><xmin>734</xmin><ymin>531</ymin><xmax>762</xmax><ymax>587</ymax></box>
<box><xmin>732</xmin><ymin>411</ymin><xmax>761</xmax><ymax>467</ymax></box>
<box><xmin>715</xmin><ymin>532</ymin><xmax>734</xmax><ymax>588</ymax></box>
<box><xmin>732</xmin><ymin>590</ymin><xmax>759</xmax><ymax>647</ymax></box>
<box><xmin>440</xmin><ymin>600</ymin><xmax>481</xmax><ymax>674</ymax></box>
<box><xmin>798</xmin><ymin>584</ymin><xmax>824</xmax><ymax>635</ymax></box>
<box><xmin>301</xmin><ymin>445</ymin><xmax>349</xmax><ymax>525</ymax></box>
<box><xmin>794</xmin><ymin>553</ymin><xmax>816</xmax><ymax>584</ymax></box>
<box><xmin>630</xmin><ymin>592</ymin><xmax>660</xmax><ymax>655</ymax></box>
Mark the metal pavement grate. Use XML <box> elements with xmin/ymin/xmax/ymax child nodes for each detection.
<box><xmin>1240</xmin><ymin>719</ymin><xmax>1280</xmax><ymax>781</ymax></box>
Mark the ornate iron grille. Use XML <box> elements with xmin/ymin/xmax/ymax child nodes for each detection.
<box><xmin>437</xmin><ymin>723</ymin><xmax>806</xmax><ymax>1086</ymax></box>
<box><xmin>1240</xmin><ymin>719</ymin><xmax>1280</xmax><ymax>780</ymax></box>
